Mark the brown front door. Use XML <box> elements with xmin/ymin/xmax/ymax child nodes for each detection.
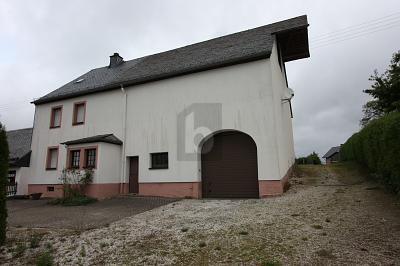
<box><xmin>129</xmin><ymin>156</ymin><xmax>139</xmax><ymax>194</ymax></box>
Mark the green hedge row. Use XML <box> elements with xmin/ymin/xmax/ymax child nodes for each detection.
<box><xmin>340</xmin><ymin>112</ymin><xmax>400</xmax><ymax>193</ymax></box>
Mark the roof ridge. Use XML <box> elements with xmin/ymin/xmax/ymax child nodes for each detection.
<box><xmin>6</xmin><ymin>127</ymin><xmax>33</xmax><ymax>133</ymax></box>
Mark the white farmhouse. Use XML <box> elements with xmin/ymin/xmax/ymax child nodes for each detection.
<box><xmin>23</xmin><ymin>15</ymin><xmax>309</xmax><ymax>199</ymax></box>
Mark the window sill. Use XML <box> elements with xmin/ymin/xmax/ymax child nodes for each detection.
<box><xmin>72</xmin><ymin>122</ymin><xmax>84</xmax><ymax>126</ymax></box>
<box><xmin>149</xmin><ymin>167</ymin><xmax>168</xmax><ymax>170</ymax></box>
<box><xmin>49</xmin><ymin>126</ymin><xmax>60</xmax><ymax>129</ymax></box>
<box><xmin>45</xmin><ymin>168</ymin><xmax>57</xmax><ymax>171</ymax></box>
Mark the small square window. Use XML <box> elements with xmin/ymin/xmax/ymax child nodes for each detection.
<box><xmin>73</xmin><ymin>102</ymin><xmax>86</xmax><ymax>125</ymax></box>
<box><xmin>47</xmin><ymin>186</ymin><xmax>54</xmax><ymax>192</ymax></box>
<box><xmin>150</xmin><ymin>152</ymin><xmax>168</xmax><ymax>169</ymax></box>
<box><xmin>50</xmin><ymin>106</ymin><xmax>62</xmax><ymax>128</ymax></box>
<box><xmin>46</xmin><ymin>147</ymin><xmax>58</xmax><ymax>170</ymax></box>
<box><xmin>70</xmin><ymin>150</ymin><xmax>81</xmax><ymax>169</ymax></box>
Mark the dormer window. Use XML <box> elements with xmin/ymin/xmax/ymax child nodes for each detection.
<box><xmin>73</xmin><ymin>102</ymin><xmax>86</xmax><ymax>125</ymax></box>
<box><xmin>50</xmin><ymin>106</ymin><xmax>62</xmax><ymax>128</ymax></box>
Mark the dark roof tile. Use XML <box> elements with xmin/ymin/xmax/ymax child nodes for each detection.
<box><xmin>6</xmin><ymin>128</ymin><xmax>33</xmax><ymax>161</ymax></box>
<box><xmin>322</xmin><ymin>146</ymin><xmax>341</xmax><ymax>158</ymax></box>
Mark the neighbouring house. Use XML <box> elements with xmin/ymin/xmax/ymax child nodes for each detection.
<box><xmin>323</xmin><ymin>146</ymin><xmax>341</xmax><ymax>164</ymax></box>
<box><xmin>6</xmin><ymin>128</ymin><xmax>33</xmax><ymax>196</ymax></box>
<box><xmin>25</xmin><ymin>15</ymin><xmax>309</xmax><ymax>199</ymax></box>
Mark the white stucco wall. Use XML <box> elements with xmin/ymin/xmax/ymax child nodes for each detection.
<box><xmin>270</xmin><ymin>41</ymin><xmax>296</xmax><ymax>177</ymax></box>
<box><xmin>29</xmin><ymin>89</ymin><xmax>125</xmax><ymax>184</ymax></box>
<box><xmin>28</xmin><ymin>40</ymin><xmax>295</xmax><ymax>186</ymax></box>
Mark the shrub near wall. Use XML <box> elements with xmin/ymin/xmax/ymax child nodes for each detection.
<box><xmin>341</xmin><ymin>112</ymin><xmax>400</xmax><ymax>193</ymax></box>
<box><xmin>0</xmin><ymin>123</ymin><xmax>8</xmax><ymax>245</ymax></box>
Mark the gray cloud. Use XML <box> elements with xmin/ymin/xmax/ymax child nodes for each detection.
<box><xmin>1</xmin><ymin>0</ymin><xmax>399</xmax><ymax>158</ymax></box>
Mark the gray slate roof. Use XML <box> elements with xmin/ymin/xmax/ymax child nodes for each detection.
<box><xmin>6</xmin><ymin>128</ymin><xmax>33</xmax><ymax>160</ymax></box>
<box><xmin>322</xmin><ymin>146</ymin><xmax>341</xmax><ymax>158</ymax></box>
<box><xmin>34</xmin><ymin>15</ymin><xmax>309</xmax><ymax>105</ymax></box>
<box><xmin>61</xmin><ymin>134</ymin><xmax>123</xmax><ymax>146</ymax></box>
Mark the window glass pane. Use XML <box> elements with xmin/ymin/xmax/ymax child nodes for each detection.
<box><xmin>50</xmin><ymin>149</ymin><xmax>58</xmax><ymax>168</ymax></box>
<box><xmin>151</xmin><ymin>153</ymin><xmax>168</xmax><ymax>168</ymax></box>
<box><xmin>71</xmin><ymin>150</ymin><xmax>80</xmax><ymax>168</ymax></box>
<box><xmin>53</xmin><ymin>109</ymin><xmax>61</xmax><ymax>127</ymax></box>
<box><xmin>85</xmin><ymin>149</ymin><xmax>96</xmax><ymax>168</ymax></box>
<box><xmin>8</xmin><ymin>171</ymin><xmax>16</xmax><ymax>184</ymax></box>
<box><xmin>75</xmin><ymin>104</ymin><xmax>85</xmax><ymax>123</ymax></box>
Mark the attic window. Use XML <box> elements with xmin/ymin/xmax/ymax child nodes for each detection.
<box><xmin>74</xmin><ymin>78</ymin><xmax>85</xmax><ymax>83</ymax></box>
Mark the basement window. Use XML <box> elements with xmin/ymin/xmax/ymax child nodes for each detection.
<box><xmin>47</xmin><ymin>186</ymin><xmax>54</xmax><ymax>192</ymax></box>
<box><xmin>150</xmin><ymin>152</ymin><xmax>168</xmax><ymax>169</ymax></box>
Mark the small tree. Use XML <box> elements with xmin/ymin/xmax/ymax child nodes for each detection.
<box><xmin>296</xmin><ymin>152</ymin><xmax>321</xmax><ymax>165</ymax></box>
<box><xmin>361</xmin><ymin>51</ymin><xmax>400</xmax><ymax>126</ymax></box>
<box><xmin>0</xmin><ymin>122</ymin><xmax>9</xmax><ymax>245</ymax></box>
<box><xmin>306</xmin><ymin>152</ymin><xmax>321</xmax><ymax>165</ymax></box>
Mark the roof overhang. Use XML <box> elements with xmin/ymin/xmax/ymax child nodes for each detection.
<box><xmin>274</xmin><ymin>25</ymin><xmax>310</xmax><ymax>62</ymax></box>
<box><xmin>61</xmin><ymin>134</ymin><xmax>123</xmax><ymax>146</ymax></box>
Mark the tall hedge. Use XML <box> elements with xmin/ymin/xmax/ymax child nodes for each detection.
<box><xmin>341</xmin><ymin>112</ymin><xmax>400</xmax><ymax>193</ymax></box>
<box><xmin>0</xmin><ymin>122</ymin><xmax>8</xmax><ymax>245</ymax></box>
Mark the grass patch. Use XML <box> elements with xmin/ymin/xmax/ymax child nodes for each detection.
<box><xmin>47</xmin><ymin>196</ymin><xmax>97</xmax><ymax>206</ymax></box>
<box><xmin>311</xmin><ymin>224</ymin><xmax>323</xmax><ymax>230</ymax></box>
<box><xmin>315</xmin><ymin>249</ymin><xmax>336</xmax><ymax>259</ymax></box>
<box><xmin>35</xmin><ymin>251</ymin><xmax>54</xmax><ymax>266</ymax></box>
<box><xmin>13</xmin><ymin>242</ymin><xmax>27</xmax><ymax>258</ymax></box>
<box><xmin>80</xmin><ymin>245</ymin><xmax>86</xmax><ymax>257</ymax></box>
<box><xmin>328</xmin><ymin>162</ymin><xmax>368</xmax><ymax>185</ymax></box>
<box><xmin>295</xmin><ymin>165</ymin><xmax>325</xmax><ymax>177</ymax></box>
<box><xmin>30</xmin><ymin>233</ymin><xmax>44</xmax><ymax>248</ymax></box>
<box><xmin>261</xmin><ymin>260</ymin><xmax>282</xmax><ymax>266</ymax></box>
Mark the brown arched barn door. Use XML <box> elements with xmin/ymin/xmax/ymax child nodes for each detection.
<box><xmin>201</xmin><ymin>131</ymin><xmax>259</xmax><ymax>198</ymax></box>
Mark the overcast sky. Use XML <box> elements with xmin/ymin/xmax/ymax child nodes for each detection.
<box><xmin>1</xmin><ymin>0</ymin><xmax>399</xmax><ymax>157</ymax></box>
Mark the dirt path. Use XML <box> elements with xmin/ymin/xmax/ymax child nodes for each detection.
<box><xmin>1</xmin><ymin>164</ymin><xmax>400</xmax><ymax>265</ymax></box>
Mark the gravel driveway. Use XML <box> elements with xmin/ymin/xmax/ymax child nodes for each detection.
<box><xmin>6</xmin><ymin>196</ymin><xmax>178</xmax><ymax>230</ymax></box>
<box><xmin>2</xmin><ymin>164</ymin><xmax>400</xmax><ymax>265</ymax></box>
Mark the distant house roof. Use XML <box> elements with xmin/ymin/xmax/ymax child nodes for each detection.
<box><xmin>322</xmin><ymin>146</ymin><xmax>341</xmax><ymax>158</ymax></box>
<box><xmin>33</xmin><ymin>15</ymin><xmax>309</xmax><ymax>105</ymax></box>
<box><xmin>61</xmin><ymin>134</ymin><xmax>123</xmax><ymax>146</ymax></box>
<box><xmin>6</xmin><ymin>128</ymin><xmax>33</xmax><ymax>167</ymax></box>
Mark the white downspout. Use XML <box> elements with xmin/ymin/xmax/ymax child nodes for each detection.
<box><xmin>120</xmin><ymin>85</ymin><xmax>128</xmax><ymax>194</ymax></box>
